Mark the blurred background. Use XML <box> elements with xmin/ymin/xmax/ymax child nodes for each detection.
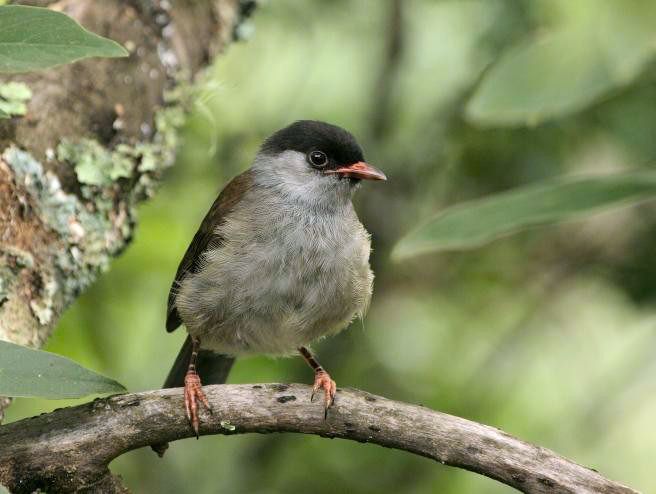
<box><xmin>6</xmin><ymin>0</ymin><xmax>656</xmax><ymax>492</ymax></box>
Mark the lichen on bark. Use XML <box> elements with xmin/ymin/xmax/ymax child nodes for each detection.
<box><xmin>55</xmin><ymin>84</ymin><xmax>187</xmax><ymax>200</ymax></box>
<box><xmin>0</xmin><ymin>82</ymin><xmax>32</xmax><ymax>117</ymax></box>
<box><xmin>3</xmin><ymin>146</ymin><xmax>128</xmax><ymax>310</ymax></box>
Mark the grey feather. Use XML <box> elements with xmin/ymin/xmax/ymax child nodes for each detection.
<box><xmin>166</xmin><ymin>171</ymin><xmax>254</xmax><ymax>332</ymax></box>
<box><xmin>174</xmin><ymin>150</ymin><xmax>374</xmax><ymax>357</ymax></box>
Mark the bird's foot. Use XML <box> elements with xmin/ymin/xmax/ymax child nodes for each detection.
<box><xmin>184</xmin><ymin>370</ymin><xmax>212</xmax><ymax>437</ymax></box>
<box><xmin>311</xmin><ymin>370</ymin><xmax>336</xmax><ymax>419</ymax></box>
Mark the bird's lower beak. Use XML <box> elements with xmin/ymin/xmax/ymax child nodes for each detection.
<box><xmin>324</xmin><ymin>161</ymin><xmax>387</xmax><ymax>181</ymax></box>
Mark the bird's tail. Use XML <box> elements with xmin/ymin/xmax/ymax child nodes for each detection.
<box><xmin>152</xmin><ymin>336</ymin><xmax>235</xmax><ymax>456</ymax></box>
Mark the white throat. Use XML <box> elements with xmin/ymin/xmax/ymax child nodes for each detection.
<box><xmin>251</xmin><ymin>150</ymin><xmax>357</xmax><ymax>214</ymax></box>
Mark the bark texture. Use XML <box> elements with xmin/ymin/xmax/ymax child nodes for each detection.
<box><xmin>0</xmin><ymin>384</ymin><xmax>639</xmax><ymax>494</ymax></box>
<box><xmin>0</xmin><ymin>0</ymin><xmax>250</xmax><ymax>419</ymax></box>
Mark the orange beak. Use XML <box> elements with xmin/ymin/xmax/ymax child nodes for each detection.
<box><xmin>324</xmin><ymin>161</ymin><xmax>387</xmax><ymax>181</ymax></box>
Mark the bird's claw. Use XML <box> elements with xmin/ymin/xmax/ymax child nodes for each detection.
<box><xmin>184</xmin><ymin>371</ymin><xmax>212</xmax><ymax>438</ymax></box>
<box><xmin>311</xmin><ymin>370</ymin><xmax>336</xmax><ymax>418</ymax></box>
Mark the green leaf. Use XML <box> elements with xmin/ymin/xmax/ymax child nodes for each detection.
<box><xmin>0</xmin><ymin>108</ymin><xmax>8</xmax><ymax>118</ymax></box>
<box><xmin>466</xmin><ymin>1</ymin><xmax>656</xmax><ymax>126</ymax></box>
<box><xmin>0</xmin><ymin>5</ymin><xmax>128</xmax><ymax>73</ymax></box>
<box><xmin>0</xmin><ymin>340</ymin><xmax>126</xmax><ymax>399</ymax></box>
<box><xmin>392</xmin><ymin>172</ymin><xmax>656</xmax><ymax>260</ymax></box>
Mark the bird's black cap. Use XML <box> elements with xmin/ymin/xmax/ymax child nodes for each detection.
<box><xmin>261</xmin><ymin>120</ymin><xmax>365</xmax><ymax>167</ymax></box>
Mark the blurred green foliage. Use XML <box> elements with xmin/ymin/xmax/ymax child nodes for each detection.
<box><xmin>6</xmin><ymin>0</ymin><xmax>656</xmax><ymax>492</ymax></box>
<box><xmin>393</xmin><ymin>172</ymin><xmax>656</xmax><ymax>259</ymax></box>
<box><xmin>465</xmin><ymin>0</ymin><xmax>656</xmax><ymax>125</ymax></box>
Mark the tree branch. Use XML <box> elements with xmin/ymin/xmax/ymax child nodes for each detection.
<box><xmin>0</xmin><ymin>384</ymin><xmax>637</xmax><ymax>494</ymax></box>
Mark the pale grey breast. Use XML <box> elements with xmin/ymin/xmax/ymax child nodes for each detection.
<box><xmin>175</xmin><ymin>176</ymin><xmax>373</xmax><ymax>356</ymax></box>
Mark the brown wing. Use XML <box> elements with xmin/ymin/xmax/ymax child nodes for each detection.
<box><xmin>166</xmin><ymin>169</ymin><xmax>254</xmax><ymax>332</ymax></box>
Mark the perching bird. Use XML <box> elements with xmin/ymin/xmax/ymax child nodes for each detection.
<box><xmin>162</xmin><ymin>120</ymin><xmax>386</xmax><ymax>436</ymax></box>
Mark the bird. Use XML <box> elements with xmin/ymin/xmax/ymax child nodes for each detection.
<box><xmin>162</xmin><ymin>120</ymin><xmax>386</xmax><ymax>437</ymax></box>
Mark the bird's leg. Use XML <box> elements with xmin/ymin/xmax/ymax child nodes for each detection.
<box><xmin>298</xmin><ymin>346</ymin><xmax>336</xmax><ymax>418</ymax></box>
<box><xmin>184</xmin><ymin>336</ymin><xmax>212</xmax><ymax>437</ymax></box>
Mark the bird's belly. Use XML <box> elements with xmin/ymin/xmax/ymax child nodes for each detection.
<box><xmin>177</xmin><ymin>225</ymin><xmax>372</xmax><ymax>356</ymax></box>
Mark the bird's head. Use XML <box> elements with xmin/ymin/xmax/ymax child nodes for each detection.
<box><xmin>253</xmin><ymin>121</ymin><xmax>386</xmax><ymax>205</ymax></box>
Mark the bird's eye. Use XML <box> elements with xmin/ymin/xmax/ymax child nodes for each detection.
<box><xmin>308</xmin><ymin>150</ymin><xmax>328</xmax><ymax>168</ymax></box>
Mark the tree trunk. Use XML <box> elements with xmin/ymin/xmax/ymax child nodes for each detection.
<box><xmin>0</xmin><ymin>0</ymin><xmax>250</xmax><ymax>419</ymax></box>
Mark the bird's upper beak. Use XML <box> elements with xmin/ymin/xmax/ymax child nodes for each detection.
<box><xmin>324</xmin><ymin>161</ymin><xmax>387</xmax><ymax>181</ymax></box>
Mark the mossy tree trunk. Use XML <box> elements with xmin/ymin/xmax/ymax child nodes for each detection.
<box><xmin>0</xmin><ymin>0</ymin><xmax>250</xmax><ymax>419</ymax></box>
